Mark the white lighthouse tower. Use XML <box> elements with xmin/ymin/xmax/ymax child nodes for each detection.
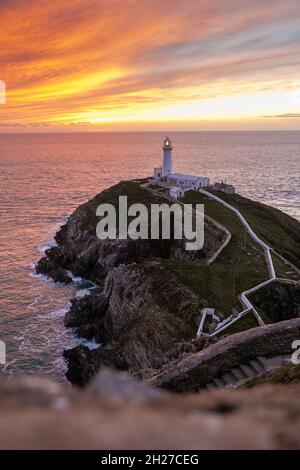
<box><xmin>162</xmin><ymin>136</ymin><xmax>173</xmax><ymax>177</ymax></box>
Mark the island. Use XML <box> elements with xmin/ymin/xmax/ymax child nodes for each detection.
<box><xmin>36</xmin><ymin>177</ymin><xmax>300</xmax><ymax>390</ymax></box>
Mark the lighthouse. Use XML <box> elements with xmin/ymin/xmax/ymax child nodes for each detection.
<box><xmin>162</xmin><ymin>136</ymin><xmax>173</xmax><ymax>177</ymax></box>
<box><xmin>152</xmin><ymin>136</ymin><xmax>210</xmax><ymax>191</ymax></box>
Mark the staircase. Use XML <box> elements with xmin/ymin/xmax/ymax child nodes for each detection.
<box><xmin>206</xmin><ymin>355</ymin><xmax>291</xmax><ymax>390</ymax></box>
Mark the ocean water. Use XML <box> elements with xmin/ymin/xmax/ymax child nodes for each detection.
<box><xmin>0</xmin><ymin>131</ymin><xmax>299</xmax><ymax>379</ymax></box>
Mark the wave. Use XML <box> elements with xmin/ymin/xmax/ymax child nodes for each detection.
<box><xmin>28</xmin><ymin>271</ymin><xmax>57</xmax><ymax>284</ymax></box>
<box><xmin>38</xmin><ymin>240</ymin><xmax>58</xmax><ymax>254</ymax></box>
<box><xmin>77</xmin><ymin>337</ymin><xmax>101</xmax><ymax>350</ymax></box>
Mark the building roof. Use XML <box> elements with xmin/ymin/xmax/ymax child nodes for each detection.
<box><xmin>213</xmin><ymin>182</ymin><xmax>235</xmax><ymax>189</ymax></box>
<box><xmin>169</xmin><ymin>173</ymin><xmax>203</xmax><ymax>182</ymax></box>
<box><xmin>169</xmin><ymin>186</ymin><xmax>183</xmax><ymax>193</ymax></box>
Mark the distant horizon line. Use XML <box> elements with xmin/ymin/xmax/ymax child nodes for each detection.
<box><xmin>0</xmin><ymin>129</ymin><xmax>299</xmax><ymax>135</ymax></box>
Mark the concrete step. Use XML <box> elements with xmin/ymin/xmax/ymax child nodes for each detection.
<box><xmin>257</xmin><ymin>355</ymin><xmax>286</xmax><ymax>369</ymax></box>
<box><xmin>213</xmin><ymin>377</ymin><xmax>227</xmax><ymax>388</ymax></box>
<box><xmin>204</xmin><ymin>355</ymin><xmax>293</xmax><ymax>391</ymax></box>
<box><xmin>222</xmin><ymin>372</ymin><xmax>237</xmax><ymax>385</ymax></box>
<box><xmin>240</xmin><ymin>364</ymin><xmax>257</xmax><ymax>379</ymax></box>
<box><xmin>264</xmin><ymin>356</ymin><xmax>286</xmax><ymax>368</ymax></box>
<box><xmin>231</xmin><ymin>367</ymin><xmax>248</xmax><ymax>381</ymax></box>
<box><xmin>249</xmin><ymin>359</ymin><xmax>264</xmax><ymax>374</ymax></box>
<box><xmin>256</xmin><ymin>356</ymin><xmax>268</xmax><ymax>368</ymax></box>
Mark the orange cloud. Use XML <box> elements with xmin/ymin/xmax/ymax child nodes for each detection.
<box><xmin>1</xmin><ymin>0</ymin><xmax>300</xmax><ymax>130</ymax></box>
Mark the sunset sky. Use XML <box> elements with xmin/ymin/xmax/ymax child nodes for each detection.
<box><xmin>1</xmin><ymin>0</ymin><xmax>300</xmax><ymax>132</ymax></box>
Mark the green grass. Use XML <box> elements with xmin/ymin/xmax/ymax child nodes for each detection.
<box><xmin>206</xmin><ymin>190</ymin><xmax>300</xmax><ymax>268</ymax></box>
<box><xmin>218</xmin><ymin>311</ymin><xmax>259</xmax><ymax>337</ymax></box>
<box><xmin>272</xmin><ymin>252</ymin><xmax>299</xmax><ymax>280</ymax></box>
<box><xmin>76</xmin><ymin>180</ymin><xmax>172</xmax><ymax>234</ymax></box>
<box><xmin>183</xmin><ymin>190</ymin><xmax>242</xmax><ymax>234</ymax></box>
<box><xmin>254</xmin><ymin>307</ymin><xmax>274</xmax><ymax>325</ymax></box>
<box><xmin>242</xmin><ymin>364</ymin><xmax>300</xmax><ymax>388</ymax></box>
<box><xmin>167</xmin><ymin>191</ymin><xmax>269</xmax><ymax>317</ymax></box>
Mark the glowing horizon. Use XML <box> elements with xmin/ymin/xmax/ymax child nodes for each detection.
<box><xmin>1</xmin><ymin>0</ymin><xmax>300</xmax><ymax>132</ymax></box>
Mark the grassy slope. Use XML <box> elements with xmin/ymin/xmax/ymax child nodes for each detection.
<box><xmin>217</xmin><ymin>311</ymin><xmax>260</xmax><ymax>337</ymax></box>
<box><xmin>76</xmin><ymin>180</ymin><xmax>158</xmax><ymax>233</ymax></box>
<box><xmin>272</xmin><ymin>252</ymin><xmax>299</xmax><ymax>280</ymax></box>
<box><xmin>207</xmin><ymin>190</ymin><xmax>300</xmax><ymax>268</ymax></box>
<box><xmin>167</xmin><ymin>190</ymin><xmax>269</xmax><ymax>317</ymax></box>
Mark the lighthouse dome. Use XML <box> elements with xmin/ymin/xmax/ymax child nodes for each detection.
<box><xmin>163</xmin><ymin>136</ymin><xmax>172</xmax><ymax>149</ymax></box>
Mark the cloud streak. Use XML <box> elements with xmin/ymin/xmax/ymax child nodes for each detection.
<box><xmin>264</xmin><ymin>113</ymin><xmax>300</xmax><ymax>118</ymax></box>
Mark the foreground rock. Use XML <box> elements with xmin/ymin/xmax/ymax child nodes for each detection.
<box><xmin>0</xmin><ymin>369</ymin><xmax>300</xmax><ymax>449</ymax></box>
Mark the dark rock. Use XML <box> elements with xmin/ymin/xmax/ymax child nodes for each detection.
<box><xmin>64</xmin><ymin>293</ymin><xmax>108</xmax><ymax>328</ymax></box>
<box><xmin>36</xmin><ymin>256</ymin><xmax>72</xmax><ymax>284</ymax></box>
<box><xmin>63</xmin><ymin>345</ymin><xmax>99</xmax><ymax>386</ymax></box>
<box><xmin>250</xmin><ymin>281</ymin><xmax>300</xmax><ymax>322</ymax></box>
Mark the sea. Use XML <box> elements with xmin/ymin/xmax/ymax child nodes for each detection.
<box><xmin>0</xmin><ymin>131</ymin><xmax>299</xmax><ymax>379</ymax></box>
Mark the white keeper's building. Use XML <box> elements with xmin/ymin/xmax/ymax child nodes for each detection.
<box><xmin>169</xmin><ymin>186</ymin><xmax>184</xmax><ymax>199</ymax></box>
<box><xmin>168</xmin><ymin>173</ymin><xmax>209</xmax><ymax>190</ymax></box>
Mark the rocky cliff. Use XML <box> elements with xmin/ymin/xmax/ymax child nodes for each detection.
<box><xmin>64</xmin><ymin>260</ymin><xmax>213</xmax><ymax>385</ymax></box>
<box><xmin>37</xmin><ymin>180</ymin><xmax>225</xmax><ymax>384</ymax></box>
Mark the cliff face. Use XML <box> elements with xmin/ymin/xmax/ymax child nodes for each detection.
<box><xmin>36</xmin><ymin>181</ymin><xmax>225</xmax><ymax>384</ymax></box>
<box><xmin>64</xmin><ymin>260</ymin><xmax>210</xmax><ymax>385</ymax></box>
